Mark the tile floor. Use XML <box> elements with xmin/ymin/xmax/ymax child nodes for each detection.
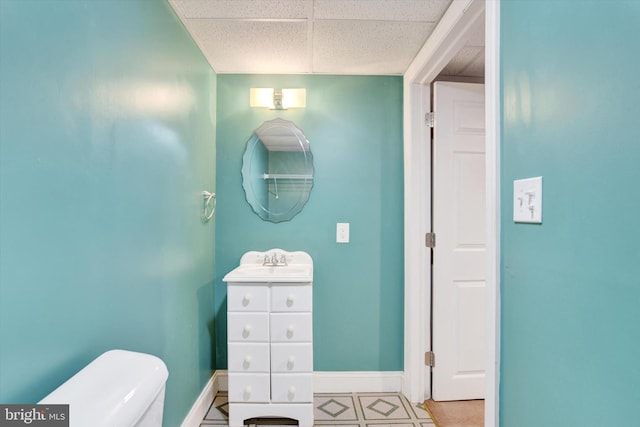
<box><xmin>201</xmin><ymin>393</ymin><xmax>436</xmax><ymax>427</ymax></box>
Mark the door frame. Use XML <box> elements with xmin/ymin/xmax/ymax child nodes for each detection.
<box><xmin>401</xmin><ymin>0</ymin><xmax>500</xmax><ymax>426</ymax></box>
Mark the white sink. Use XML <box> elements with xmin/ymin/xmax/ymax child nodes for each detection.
<box><xmin>224</xmin><ymin>264</ymin><xmax>312</xmax><ymax>283</ymax></box>
<box><xmin>224</xmin><ymin>249</ymin><xmax>313</xmax><ymax>283</ymax></box>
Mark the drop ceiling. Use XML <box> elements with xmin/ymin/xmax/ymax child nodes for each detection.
<box><xmin>168</xmin><ymin>0</ymin><xmax>484</xmax><ymax>77</ymax></box>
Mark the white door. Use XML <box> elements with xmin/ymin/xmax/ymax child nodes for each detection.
<box><xmin>431</xmin><ymin>81</ymin><xmax>486</xmax><ymax>401</ymax></box>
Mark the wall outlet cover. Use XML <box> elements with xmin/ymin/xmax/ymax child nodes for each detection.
<box><xmin>336</xmin><ymin>223</ymin><xmax>350</xmax><ymax>243</ymax></box>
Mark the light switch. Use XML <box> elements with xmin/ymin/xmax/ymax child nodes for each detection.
<box><xmin>336</xmin><ymin>223</ymin><xmax>350</xmax><ymax>243</ymax></box>
<box><xmin>513</xmin><ymin>177</ymin><xmax>542</xmax><ymax>223</ymax></box>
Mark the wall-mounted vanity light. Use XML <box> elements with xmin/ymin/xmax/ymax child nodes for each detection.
<box><xmin>249</xmin><ymin>88</ymin><xmax>306</xmax><ymax>110</ymax></box>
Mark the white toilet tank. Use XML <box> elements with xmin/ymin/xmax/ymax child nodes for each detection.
<box><xmin>39</xmin><ymin>349</ymin><xmax>169</xmax><ymax>427</ymax></box>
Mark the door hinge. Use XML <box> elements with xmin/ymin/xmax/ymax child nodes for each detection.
<box><xmin>425</xmin><ymin>351</ymin><xmax>435</xmax><ymax>367</ymax></box>
<box><xmin>425</xmin><ymin>112</ymin><xmax>435</xmax><ymax>128</ymax></box>
<box><xmin>425</xmin><ymin>232</ymin><xmax>436</xmax><ymax>248</ymax></box>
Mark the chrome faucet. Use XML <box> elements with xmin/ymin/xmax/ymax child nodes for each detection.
<box><xmin>263</xmin><ymin>252</ymin><xmax>287</xmax><ymax>266</ymax></box>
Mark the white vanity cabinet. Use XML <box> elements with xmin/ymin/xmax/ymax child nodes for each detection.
<box><xmin>223</xmin><ymin>250</ymin><xmax>313</xmax><ymax>427</ymax></box>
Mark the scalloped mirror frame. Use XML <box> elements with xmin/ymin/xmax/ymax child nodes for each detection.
<box><xmin>241</xmin><ymin>118</ymin><xmax>314</xmax><ymax>223</ymax></box>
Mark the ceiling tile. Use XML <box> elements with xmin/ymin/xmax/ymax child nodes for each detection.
<box><xmin>314</xmin><ymin>0</ymin><xmax>452</xmax><ymax>22</ymax></box>
<box><xmin>461</xmin><ymin>48</ymin><xmax>485</xmax><ymax>76</ymax></box>
<box><xmin>187</xmin><ymin>20</ymin><xmax>310</xmax><ymax>74</ymax></box>
<box><xmin>170</xmin><ymin>0</ymin><xmax>311</xmax><ymax>19</ymax></box>
<box><xmin>168</xmin><ymin>0</ymin><xmax>484</xmax><ymax>76</ymax></box>
<box><xmin>440</xmin><ymin>46</ymin><xmax>483</xmax><ymax>76</ymax></box>
<box><xmin>313</xmin><ymin>20</ymin><xmax>435</xmax><ymax>74</ymax></box>
<box><xmin>465</xmin><ymin>19</ymin><xmax>485</xmax><ymax>47</ymax></box>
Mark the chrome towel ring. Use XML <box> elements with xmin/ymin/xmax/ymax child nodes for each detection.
<box><xmin>202</xmin><ymin>191</ymin><xmax>216</xmax><ymax>223</ymax></box>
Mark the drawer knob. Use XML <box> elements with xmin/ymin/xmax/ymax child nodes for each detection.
<box><xmin>286</xmin><ymin>294</ymin><xmax>295</xmax><ymax>307</ymax></box>
<box><xmin>242</xmin><ymin>324</ymin><xmax>252</xmax><ymax>338</ymax></box>
<box><xmin>288</xmin><ymin>386</ymin><xmax>296</xmax><ymax>401</ymax></box>
<box><xmin>243</xmin><ymin>355</ymin><xmax>252</xmax><ymax>369</ymax></box>
<box><xmin>286</xmin><ymin>324</ymin><xmax>295</xmax><ymax>339</ymax></box>
<box><xmin>242</xmin><ymin>293</ymin><xmax>252</xmax><ymax>306</ymax></box>
<box><xmin>287</xmin><ymin>356</ymin><xmax>295</xmax><ymax>370</ymax></box>
<box><xmin>243</xmin><ymin>386</ymin><xmax>252</xmax><ymax>401</ymax></box>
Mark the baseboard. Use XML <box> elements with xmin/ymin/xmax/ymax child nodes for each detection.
<box><xmin>180</xmin><ymin>371</ymin><xmax>221</xmax><ymax>427</ymax></box>
<box><xmin>214</xmin><ymin>370</ymin><xmax>402</xmax><ymax>394</ymax></box>
<box><xmin>313</xmin><ymin>371</ymin><xmax>403</xmax><ymax>393</ymax></box>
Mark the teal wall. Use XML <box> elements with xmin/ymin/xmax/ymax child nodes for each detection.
<box><xmin>0</xmin><ymin>1</ymin><xmax>216</xmax><ymax>426</ymax></box>
<box><xmin>215</xmin><ymin>75</ymin><xmax>404</xmax><ymax>371</ymax></box>
<box><xmin>500</xmin><ymin>1</ymin><xmax>640</xmax><ymax>425</ymax></box>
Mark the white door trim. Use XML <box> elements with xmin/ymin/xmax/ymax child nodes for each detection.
<box><xmin>402</xmin><ymin>75</ymin><xmax>432</xmax><ymax>403</ymax></box>
<box><xmin>402</xmin><ymin>0</ymin><xmax>500</xmax><ymax>426</ymax></box>
<box><xmin>484</xmin><ymin>2</ymin><xmax>501</xmax><ymax>426</ymax></box>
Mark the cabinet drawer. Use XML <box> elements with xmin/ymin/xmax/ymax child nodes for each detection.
<box><xmin>228</xmin><ymin>373</ymin><xmax>270</xmax><ymax>403</ymax></box>
<box><xmin>270</xmin><ymin>313</ymin><xmax>312</xmax><ymax>342</ymax></box>
<box><xmin>228</xmin><ymin>313</ymin><xmax>269</xmax><ymax>342</ymax></box>
<box><xmin>271</xmin><ymin>374</ymin><xmax>313</xmax><ymax>403</ymax></box>
<box><xmin>271</xmin><ymin>343</ymin><xmax>313</xmax><ymax>373</ymax></box>
<box><xmin>227</xmin><ymin>285</ymin><xmax>269</xmax><ymax>312</ymax></box>
<box><xmin>228</xmin><ymin>343</ymin><xmax>270</xmax><ymax>372</ymax></box>
<box><xmin>271</xmin><ymin>285</ymin><xmax>312</xmax><ymax>312</ymax></box>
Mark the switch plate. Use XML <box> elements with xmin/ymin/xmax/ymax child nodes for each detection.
<box><xmin>336</xmin><ymin>223</ymin><xmax>350</xmax><ymax>243</ymax></box>
<box><xmin>513</xmin><ymin>177</ymin><xmax>543</xmax><ymax>223</ymax></box>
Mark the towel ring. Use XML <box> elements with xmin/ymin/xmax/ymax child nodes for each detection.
<box><xmin>201</xmin><ymin>191</ymin><xmax>216</xmax><ymax>223</ymax></box>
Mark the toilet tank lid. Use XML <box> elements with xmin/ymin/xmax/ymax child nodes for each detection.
<box><xmin>39</xmin><ymin>350</ymin><xmax>168</xmax><ymax>427</ymax></box>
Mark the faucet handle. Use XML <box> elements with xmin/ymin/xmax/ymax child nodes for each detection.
<box><xmin>280</xmin><ymin>254</ymin><xmax>287</xmax><ymax>265</ymax></box>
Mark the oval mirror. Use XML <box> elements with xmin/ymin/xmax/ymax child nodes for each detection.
<box><xmin>241</xmin><ymin>118</ymin><xmax>314</xmax><ymax>222</ymax></box>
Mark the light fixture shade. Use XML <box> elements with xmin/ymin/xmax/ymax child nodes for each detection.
<box><xmin>250</xmin><ymin>88</ymin><xmax>275</xmax><ymax>108</ymax></box>
<box><xmin>281</xmin><ymin>88</ymin><xmax>306</xmax><ymax>109</ymax></box>
<box><xmin>249</xmin><ymin>88</ymin><xmax>306</xmax><ymax>109</ymax></box>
